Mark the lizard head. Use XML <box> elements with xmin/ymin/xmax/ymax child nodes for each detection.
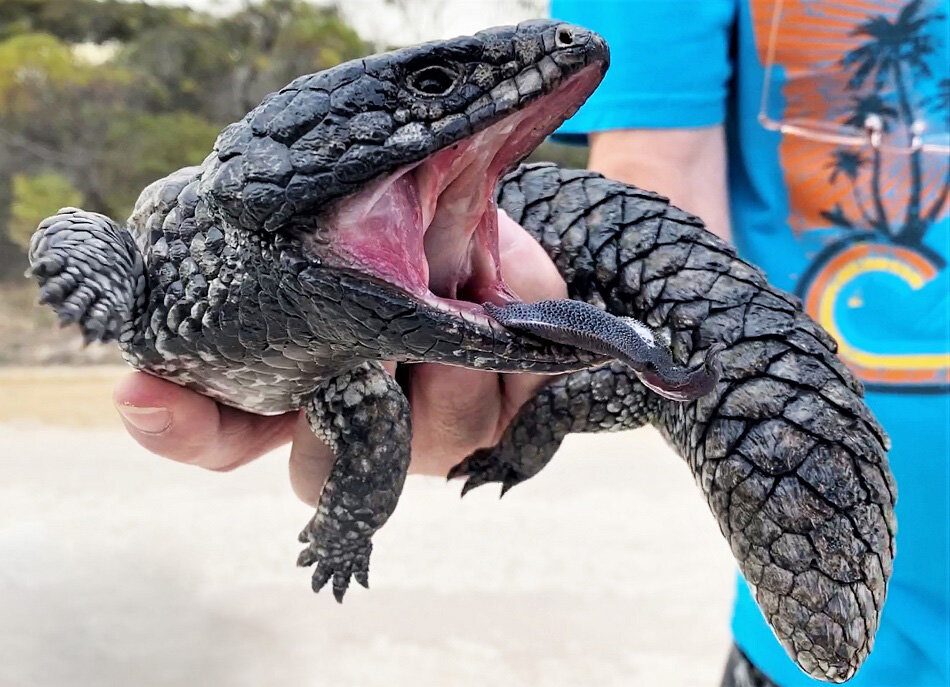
<box><xmin>199</xmin><ymin>21</ymin><xmax>608</xmax><ymax>357</ymax></box>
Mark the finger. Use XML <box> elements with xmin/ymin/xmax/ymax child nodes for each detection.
<box><xmin>288</xmin><ymin>411</ymin><xmax>335</xmax><ymax>507</ymax></box>
<box><xmin>496</xmin><ymin>209</ymin><xmax>568</xmax><ymax>420</ymax></box>
<box><xmin>113</xmin><ymin>371</ymin><xmax>296</xmax><ymax>470</ymax></box>
<box><xmin>406</xmin><ymin>363</ymin><xmax>502</xmax><ymax>476</ymax></box>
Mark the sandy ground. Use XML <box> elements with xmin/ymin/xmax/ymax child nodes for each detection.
<box><xmin>0</xmin><ymin>367</ymin><xmax>735</xmax><ymax>687</ymax></box>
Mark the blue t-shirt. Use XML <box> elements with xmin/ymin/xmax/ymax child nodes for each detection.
<box><xmin>551</xmin><ymin>1</ymin><xmax>950</xmax><ymax>685</ymax></box>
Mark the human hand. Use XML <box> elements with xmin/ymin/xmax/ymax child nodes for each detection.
<box><xmin>114</xmin><ymin>210</ymin><xmax>567</xmax><ymax>506</ymax></box>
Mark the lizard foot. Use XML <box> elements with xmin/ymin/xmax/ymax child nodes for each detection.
<box><xmin>447</xmin><ymin>448</ymin><xmax>527</xmax><ymax>497</ymax></box>
<box><xmin>297</xmin><ymin>537</ymin><xmax>372</xmax><ymax>602</ymax></box>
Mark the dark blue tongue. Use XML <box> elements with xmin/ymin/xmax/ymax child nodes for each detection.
<box><xmin>484</xmin><ymin>299</ymin><xmax>723</xmax><ymax>401</ymax></box>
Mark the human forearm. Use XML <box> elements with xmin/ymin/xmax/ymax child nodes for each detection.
<box><xmin>587</xmin><ymin>127</ymin><xmax>732</xmax><ymax>243</ymax></box>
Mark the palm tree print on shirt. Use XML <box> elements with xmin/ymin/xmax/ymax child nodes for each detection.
<box><xmin>751</xmin><ymin>0</ymin><xmax>949</xmax><ymax>390</ymax></box>
<box><xmin>824</xmin><ymin>0</ymin><xmax>949</xmax><ymax>244</ymax></box>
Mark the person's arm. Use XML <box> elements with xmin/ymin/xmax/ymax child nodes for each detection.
<box><xmin>549</xmin><ymin>0</ymin><xmax>735</xmax><ymax>237</ymax></box>
<box><xmin>587</xmin><ymin>127</ymin><xmax>732</xmax><ymax>243</ymax></box>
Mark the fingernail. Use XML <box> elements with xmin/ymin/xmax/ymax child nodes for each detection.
<box><xmin>117</xmin><ymin>405</ymin><xmax>172</xmax><ymax>434</ymax></box>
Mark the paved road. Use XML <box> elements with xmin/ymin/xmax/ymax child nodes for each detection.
<box><xmin>0</xmin><ymin>417</ymin><xmax>734</xmax><ymax>687</ymax></box>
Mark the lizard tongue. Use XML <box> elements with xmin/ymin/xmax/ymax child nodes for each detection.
<box><xmin>484</xmin><ymin>299</ymin><xmax>724</xmax><ymax>401</ymax></box>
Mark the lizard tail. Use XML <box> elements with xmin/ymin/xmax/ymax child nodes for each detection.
<box><xmin>498</xmin><ymin>163</ymin><xmax>895</xmax><ymax>682</ymax></box>
<box><xmin>28</xmin><ymin>207</ymin><xmax>145</xmax><ymax>344</ymax></box>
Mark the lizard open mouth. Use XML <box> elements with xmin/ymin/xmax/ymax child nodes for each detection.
<box><xmin>321</xmin><ymin>66</ymin><xmax>602</xmax><ymax>323</ymax></box>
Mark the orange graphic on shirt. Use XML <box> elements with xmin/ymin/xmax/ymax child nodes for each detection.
<box><xmin>749</xmin><ymin>0</ymin><xmax>949</xmax><ymax>390</ymax></box>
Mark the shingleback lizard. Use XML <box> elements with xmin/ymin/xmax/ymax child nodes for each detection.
<box><xmin>28</xmin><ymin>21</ymin><xmax>895</xmax><ymax>683</ymax></box>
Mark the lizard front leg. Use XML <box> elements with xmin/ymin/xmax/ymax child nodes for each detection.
<box><xmin>449</xmin><ymin>362</ymin><xmax>653</xmax><ymax>494</ymax></box>
<box><xmin>297</xmin><ymin>361</ymin><xmax>411</xmax><ymax>601</ymax></box>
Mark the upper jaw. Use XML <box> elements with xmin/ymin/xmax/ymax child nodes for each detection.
<box><xmin>202</xmin><ymin>21</ymin><xmax>608</xmax><ymax>238</ymax></box>
<box><xmin>313</xmin><ymin>61</ymin><xmax>605</xmax><ymax>341</ymax></box>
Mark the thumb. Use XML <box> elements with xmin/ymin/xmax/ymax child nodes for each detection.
<box><xmin>497</xmin><ymin>209</ymin><xmax>567</xmax><ymax>302</ymax></box>
<box><xmin>494</xmin><ymin>209</ymin><xmax>568</xmax><ymax>417</ymax></box>
<box><xmin>288</xmin><ymin>411</ymin><xmax>335</xmax><ymax>507</ymax></box>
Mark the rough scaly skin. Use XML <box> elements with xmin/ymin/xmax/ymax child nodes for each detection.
<box><xmin>452</xmin><ymin>163</ymin><xmax>896</xmax><ymax>682</ymax></box>
<box><xmin>26</xmin><ymin>23</ymin><xmax>895</xmax><ymax>683</ymax></box>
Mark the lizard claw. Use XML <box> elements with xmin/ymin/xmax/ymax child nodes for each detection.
<box><xmin>499</xmin><ymin>476</ymin><xmax>522</xmax><ymax>497</ymax></box>
<box><xmin>450</xmin><ymin>449</ymin><xmax>526</xmax><ymax>497</ymax></box>
<box><xmin>298</xmin><ymin>538</ymin><xmax>372</xmax><ymax>602</ymax></box>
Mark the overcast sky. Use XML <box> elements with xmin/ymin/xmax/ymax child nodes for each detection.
<box><xmin>136</xmin><ymin>0</ymin><xmax>549</xmax><ymax>45</ymax></box>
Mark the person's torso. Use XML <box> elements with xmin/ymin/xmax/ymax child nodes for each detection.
<box><xmin>729</xmin><ymin>0</ymin><xmax>949</xmax><ymax>395</ymax></box>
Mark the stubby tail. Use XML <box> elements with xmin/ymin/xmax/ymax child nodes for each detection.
<box><xmin>28</xmin><ymin>208</ymin><xmax>145</xmax><ymax>344</ymax></box>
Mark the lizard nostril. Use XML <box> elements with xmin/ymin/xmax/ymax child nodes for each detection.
<box><xmin>555</xmin><ymin>27</ymin><xmax>575</xmax><ymax>48</ymax></box>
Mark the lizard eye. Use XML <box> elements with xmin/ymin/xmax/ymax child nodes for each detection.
<box><xmin>407</xmin><ymin>64</ymin><xmax>459</xmax><ymax>96</ymax></box>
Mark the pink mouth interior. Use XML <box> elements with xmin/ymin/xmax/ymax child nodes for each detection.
<box><xmin>323</xmin><ymin>67</ymin><xmax>600</xmax><ymax>323</ymax></box>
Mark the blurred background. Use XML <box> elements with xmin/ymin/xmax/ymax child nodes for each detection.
<box><xmin>0</xmin><ymin>2</ymin><xmax>733</xmax><ymax>686</ymax></box>
<box><xmin>0</xmin><ymin>0</ymin><xmax>586</xmax><ymax>363</ymax></box>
